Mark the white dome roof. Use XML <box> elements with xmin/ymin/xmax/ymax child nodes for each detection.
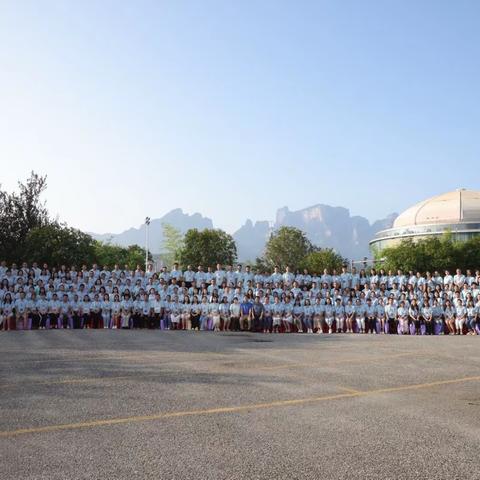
<box><xmin>394</xmin><ymin>189</ymin><xmax>480</xmax><ymax>228</ymax></box>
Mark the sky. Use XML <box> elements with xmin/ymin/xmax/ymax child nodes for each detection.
<box><xmin>0</xmin><ymin>0</ymin><xmax>479</xmax><ymax>234</ymax></box>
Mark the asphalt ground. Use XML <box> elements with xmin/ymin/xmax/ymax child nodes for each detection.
<box><xmin>1</xmin><ymin>331</ymin><xmax>479</xmax><ymax>480</ymax></box>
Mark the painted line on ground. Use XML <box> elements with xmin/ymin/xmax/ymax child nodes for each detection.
<box><xmin>1</xmin><ymin>375</ymin><xmax>479</xmax><ymax>438</ymax></box>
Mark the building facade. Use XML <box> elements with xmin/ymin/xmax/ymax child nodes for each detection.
<box><xmin>370</xmin><ymin>189</ymin><xmax>480</xmax><ymax>252</ymax></box>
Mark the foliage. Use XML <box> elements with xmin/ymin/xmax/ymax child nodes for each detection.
<box><xmin>300</xmin><ymin>249</ymin><xmax>346</xmax><ymax>273</ymax></box>
<box><xmin>375</xmin><ymin>232</ymin><xmax>480</xmax><ymax>272</ymax></box>
<box><xmin>94</xmin><ymin>242</ymin><xmax>149</xmax><ymax>270</ymax></box>
<box><xmin>178</xmin><ymin>228</ymin><xmax>237</xmax><ymax>268</ymax></box>
<box><xmin>0</xmin><ymin>172</ymin><xmax>49</xmax><ymax>262</ymax></box>
<box><xmin>23</xmin><ymin>223</ymin><xmax>96</xmax><ymax>267</ymax></box>
<box><xmin>262</xmin><ymin>226</ymin><xmax>314</xmax><ymax>270</ymax></box>
<box><xmin>160</xmin><ymin>223</ymin><xmax>184</xmax><ymax>267</ymax></box>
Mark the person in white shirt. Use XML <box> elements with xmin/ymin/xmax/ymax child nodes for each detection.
<box><xmin>332</xmin><ymin>298</ymin><xmax>344</xmax><ymax>333</ymax></box>
<box><xmin>375</xmin><ymin>299</ymin><xmax>386</xmax><ymax>334</ymax></box>
<box><xmin>385</xmin><ymin>298</ymin><xmax>398</xmax><ymax>335</ymax></box>
<box><xmin>344</xmin><ymin>299</ymin><xmax>355</xmax><ymax>334</ymax></box>
<box><xmin>466</xmin><ymin>300</ymin><xmax>477</xmax><ymax>335</ymax></box>
<box><xmin>1</xmin><ymin>293</ymin><xmax>15</xmax><ymax>330</ymax></box>
<box><xmin>229</xmin><ymin>297</ymin><xmax>241</xmax><ymax>331</ymax></box>
<box><xmin>184</xmin><ymin>266</ymin><xmax>195</xmax><ymax>288</ymax></box>
<box><xmin>365</xmin><ymin>298</ymin><xmax>376</xmax><ymax>334</ymax></box>
<box><xmin>101</xmin><ymin>294</ymin><xmax>112</xmax><ymax>329</ymax></box>
<box><xmin>397</xmin><ymin>301</ymin><xmax>409</xmax><ymax>335</ymax></box>
<box><xmin>355</xmin><ymin>299</ymin><xmax>366</xmax><ymax>334</ymax></box>
<box><xmin>14</xmin><ymin>292</ymin><xmax>28</xmax><ymax>330</ymax></box>
<box><xmin>324</xmin><ymin>298</ymin><xmax>334</xmax><ymax>334</ymax></box>
<box><xmin>453</xmin><ymin>269</ymin><xmax>465</xmax><ymax>289</ymax></box>
<box><xmin>422</xmin><ymin>303</ymin><xmax>433</xmax><ymax>335</ymax></box>
<box><xmin>282</xmin><ymin>267</ymin><xmax>295</xmax><ymax>287</ymax></box>
<box><xmin>455</xmin><ymin>300</ymin><xmax>467</xmax><ymax>335</ymax></box>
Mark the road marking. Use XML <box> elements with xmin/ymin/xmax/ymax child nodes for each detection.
<box><xmin>1</xmin><ymin>375</ymin><xmax>479</xmax><ymax>438</ymax></box>
<box><xmin>335</xmin><ymin>386</ymin><xmax>362</xmax><ymax>394</ymax></box>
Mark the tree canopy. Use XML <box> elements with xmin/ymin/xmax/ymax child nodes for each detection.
<box><xmin>374</xmin><ymin>233</ymin><xmax>480</xmax><ymax>272</ymax></box>
<box><xmin>0</xmin><ymin>172</ymin><xmax>150</xmax><ymax>268</ymax></box>
<box><xmin>262</xmin><ymin>226</ymin><xmax>314</xmax><ymax>270</ymax></box>
<box><xmin>300</xmin><ymin>249</ymin><xmax>346</xmax><ymax>273</ymax></box>
<box><xmin>178</xmin><ymin>228</ymin><xmax>237</xmax><ymax>268</ymax></box>
<box><xmin>0</xmin><ymin>172</ymin><xmax>49</xmax><ymax>262</ymax></box>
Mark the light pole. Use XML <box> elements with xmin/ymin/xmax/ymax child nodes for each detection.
<box><xmin>145</xmin><ymin>217</ymin><xmax>151</xmax><ymax>272</ymax></box>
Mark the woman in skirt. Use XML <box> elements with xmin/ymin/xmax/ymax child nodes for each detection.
<box><xmin>345</xmin><ymin>298</ymin><xmax>355</xmax><ymax>333</ymax></box>
<box><xmin>170</xmin><ymin>298</ymin><xmax>182</xmax><ymax>330</ymax></box>
<box><xmin>111</xmin><ymin>294</ymin><xmax>122</xmax><ymax>329</ymax></box>
<box><xmin>283</xmin><ymin>296</ymin><xmax>294</xmax><ymax>333</ymax></box>
<box><xmin>375</xmin><ymin>298</ymin><xmax>386</xmax><ymax>334</ymax></box>
<box><xmin>408</xmin><ymin>300</ymin><xmax>420</xmax><ymax>335</ymax></box>
<box><xmin>293</xmin><ymin>298</ymin><xmax>304</xmax><ymax>333</ymax></box>
<box><xmin>14</xmin><ymin>291</ymin><xmax>28</xmax><ymax>330</ymax></box>
<box><xmin>209</xmin><ymin>296</ymin><xmax>221</xmax><ymax>331</ymax></box>
<box><xmin>181</xmin><ymin>296</ymin><xmax>191</xmax><ymax>330</ymax></box>
<box><xmin>271</xmin><ymin>296</ymin><xmax>283</xmax><ymax>334</ymax></box>
<box><xmin>455</xmin><ymin>299</ymin><xmax>466</xmax><ymax>335</ymax></box>
<box><xmin>120</xmin><ymin>293</ymin><xmax>133</xmax><ymax>329</ymax></box>
<box><xmin>397</xmin><ymin>301</ymin><xmax>409</xmax><ymax>335</ymax></box>
<box><xmin>444</xmin><ymin>299</ymin><xmax>456</xmax><ymax>335</ymax></box>
<box><xmin>1</xmin><ymin>293</ymin><xmax>14</xmax><ymax>330</ymax></box>
<box><xmin>219</xmin><ymin>296</ymin><xmax>230</xmax><ymax>331</ymax></box>
<box><xmin>190</xmin><ymin>296</ymin><xmax>201</xmax><ymax>331</ymax></box>
<box><xmin>334</xmin><ymin>298</ymin><xmax>345</xmax><ymax>333</ymax></box>
<box><xmin>324</xmin><ymin>298</ymin><xmax>334</xmax><ymax>334</ymax></box>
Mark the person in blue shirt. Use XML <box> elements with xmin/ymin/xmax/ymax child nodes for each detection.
<box><xmin>240</xmin><ymin>295</ymin><xmax>253</xmax><ymax>331</ymax></box>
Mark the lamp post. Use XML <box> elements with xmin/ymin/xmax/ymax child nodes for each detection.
<box><xmin>145</xmin><ymin>217</ymin><xmax>151</xmax><ymax>272</ymax></box>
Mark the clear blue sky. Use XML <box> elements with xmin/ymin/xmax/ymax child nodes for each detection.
<box><xmin>1</xmin><ymin>0</ymin><xmax>479</xmax><ymax>234</ymax></box>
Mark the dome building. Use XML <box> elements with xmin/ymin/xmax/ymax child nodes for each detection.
<box><xmin>370</xmin><ymin>189</ymin><xmax>480</xmax><ymax>251</ymax></box>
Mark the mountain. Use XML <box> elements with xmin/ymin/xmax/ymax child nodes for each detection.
<box><xmin>89</xmin><ymin>208</ymin><xmax>213</xmax><ymax>251</ymax></box>
<box><xmin>232</xmin><ymin>219</ymin><xmax>271</xmax><ymax>262</ymax></box>
<box><xmin>90</xmin><ymin>205</ymin><xmax>397</xmax><ymax>262</ymax></box>
<box><xmin>272</xmin><ymin>205</ymin><xmax>397</xmax><ymax>261</ymax></box>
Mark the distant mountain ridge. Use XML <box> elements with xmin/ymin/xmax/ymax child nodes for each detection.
<box><xmin>89</xmin><ymin>205</ymin><xmax>397</xmax><ymax>261</ymax></box>
<box><xmin>89</xmin><ymin>208</ymin><xmax>213</xmax><ymax>252</ymax></box>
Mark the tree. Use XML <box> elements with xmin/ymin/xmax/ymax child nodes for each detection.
<box><xmin>0</xmin><ymin>172</ymin><xmax>49</xmax><ymax>262</ymax></box>
<box><xmin>300</xmin><ymin>249</ymin><xmax>346</xmax><ymax>274</ymax></box>
<box><xmin>23</xmin><ymin>223</ymin><xmax>96</xmax><ymax>266</ymax></box>
<box><xmin>262</xmin><ymin>226</ymin><xmax>314</xmax><ymax>270</ymax></box>
<box><xmin>161</xmin><ymin>223</ymin><xmax>184</xmax><ymax>267</ymax></box>
<box><xmin>178</xmin><ymin>228</ymin><xmax>237</xmax><ymax>267</ymax></box>
<box><xmin>375</xmin><ymin>232</ymin><xmax>480</xmax><ymax>273</ymax></box>
<box><xmin>93</xmin><ymin>241</ymin><xmax>149</xmax><ymax>270</ymax></box>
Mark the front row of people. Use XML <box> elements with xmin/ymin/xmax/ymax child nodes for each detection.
<box><xmin>2</xmin><ymin>292</ymin><xmax>479</xmax><ymax>335</ymax></box>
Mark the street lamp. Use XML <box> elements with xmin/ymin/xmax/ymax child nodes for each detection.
<box><xmin>145</xmin><ymin>217</ymin><xmax>151</xmax><ymax>272</ymax></box>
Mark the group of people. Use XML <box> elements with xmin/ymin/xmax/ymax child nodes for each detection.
<box><xmin>1</xmin><ymin>260</ymin><xmax>480</xmax><ymax>336</ymax></box>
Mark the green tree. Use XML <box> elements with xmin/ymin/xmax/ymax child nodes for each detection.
<box><xmin>262</xmin><ymin>226</ymin><xmax>314</xmax><ymax>270</ymax></box>
<box><xmin>178</xmin><ymin>228</ymin><xmax>237</xmax><ymax>267</ymax></box>
<box><xmin>300</xmin><ymin>249</ymin><xmax>346</xmax><ymax>274</ymax></box>
<box><xmin>94</xmin><ymin>241</ymin><xmax>149</xmax><ymax>270</ymax></box>
<box><xmin>375</xmin><ymin>232</ymin><xmax>480</xmax><ymax>273</ymax></box>
<box><xmin>161</xmin><ymin>223</ymin><xmax>184</xmax><ymax>267</ymax></box>
<box><xmin>0</xmin><ymin>172</ymin><xmax>49</xmax><ymax>262</ymax></box>
<box><xmin>23</xmin><ymin>223</ymin><xmax>96</xmax><ymax>266</ymax></box>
